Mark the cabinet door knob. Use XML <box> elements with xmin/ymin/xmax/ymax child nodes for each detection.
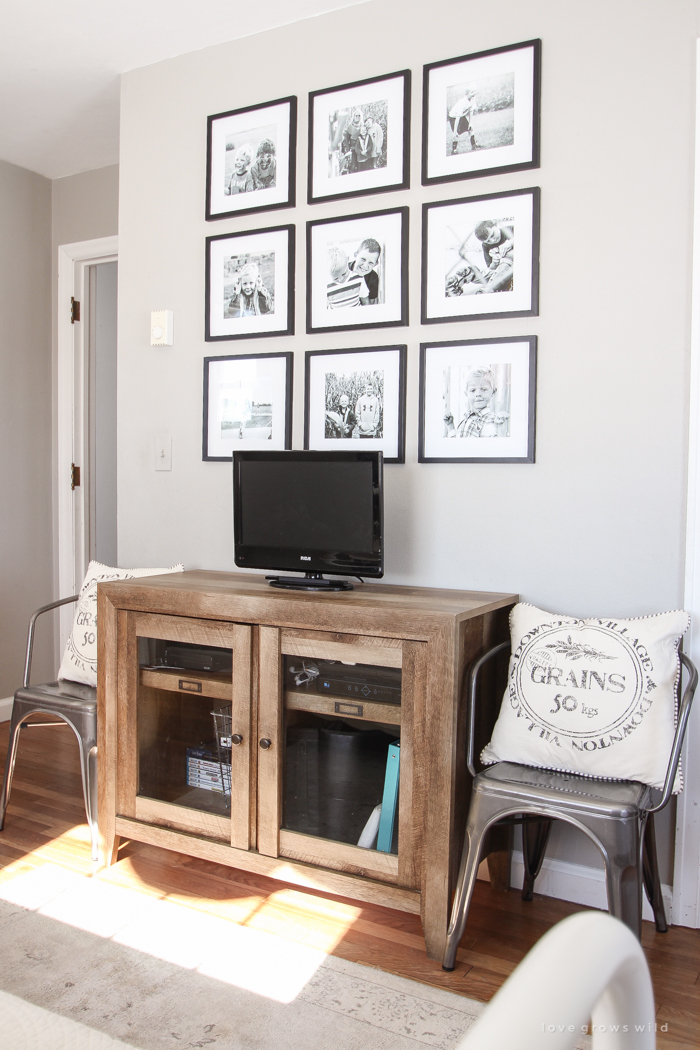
<box><xmin>259</xmin><ymin>738</ymin><xmax>272</xmax><ymax>750</ymax></box>
<box><xmin>231</xmin><ymin>734</ymin><xmax>243</xmax><ymax>746</ymax></box>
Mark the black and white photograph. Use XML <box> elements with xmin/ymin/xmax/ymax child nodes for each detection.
<box><xmin>206</xmin><ymin>96</ymin><xmax>297</xmax><ymax>220</ymax></box>
<box><xmin>203</xmin><ymin>351</ymin><xmax>293</xmax><ymax>459</ymax></box>
<box><xmin>423</xmin><ymin>40</ymin><xmax>540</xmax><ymax>185</ymax></box>
<box><xmin>308</xmin><ymin>71</ymin><xmax>410</xmax><ymax>204</ymax></box>
<box><xmin>422</xmin><ymin>187</ymin><xmax>539</xmax><ymax>324</ymax></box>
<box><xmin>305</xmin><ymin>345</ymin><xmax>406</xmax><ymax>462</ymax></box>
<box><xmin>419</xmin><ymin>336</ymin><xmax>536</xmax><ymax>463</ymax></box>
<box><xmin>206</xmin><ymin>225</ymin><xmax>294</xmax><ymax>341</ymax></box>
<box><xmin>307</xmin><ymin>207</ymin><xmax>408</xmax><ymax>334</ymax></box>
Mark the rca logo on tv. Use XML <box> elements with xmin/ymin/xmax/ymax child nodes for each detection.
<box><xmin>300</xmin><ymin>556</ymin><xmax>311</xmax><ymax>561</ymax></box>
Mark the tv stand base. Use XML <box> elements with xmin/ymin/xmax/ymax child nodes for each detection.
<box><xmin>266</xmin><ymin>572</ymin><xmax>354</xmax><ymax>591</ymax></box>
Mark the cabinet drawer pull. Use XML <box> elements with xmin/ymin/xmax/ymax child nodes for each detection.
<box><xmin>231</xmin><ymin>734</ymin><xmax>243</xmax><ymax>746</ymax></box>
<box><xmin>259</xmin><ymin>738</ymin><xmax>272</xmax><ymax>750</ymax></box>
<box><xmin>335</xmin><ymin>701</ymin><xmax>363</xmax><ymax>717</ymax></box>
<box><xmin>178</xmin><ymin>679</ymin><xmax>202</xmax><ymax>693</ymax></box>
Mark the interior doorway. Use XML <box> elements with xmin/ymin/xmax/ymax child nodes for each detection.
<box><xmin>57</xmin><ymin>236</ymin><xmax>118</xmax><ymax>650</ymax></box>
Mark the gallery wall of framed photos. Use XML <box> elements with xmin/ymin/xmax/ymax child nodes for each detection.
<box><xmin>200</xmin><ymin>38</ymin><xmax>541</xmax><ymax>468</ymax></box>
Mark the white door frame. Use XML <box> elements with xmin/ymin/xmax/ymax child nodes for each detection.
<box><xmin>57</xmin><ymin>236</ymin><xmax>118</xmax><ymax>646</ymax></box>
<box><xmin>674</xmin><ymin>39</ymin><xmax>700</xmax><ymax>929</ymax></box>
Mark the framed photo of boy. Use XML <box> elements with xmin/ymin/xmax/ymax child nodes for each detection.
<box><xmin>422</xmin><ymin>39</ymin><xmax>540</xmax><ymax>185</ymax></box>
<box><xmin>305</xmin><ymin>345</ymin><xmax>407</xmax><ymax>463</ymax></box>
<box><xmin>421</xmin><ymin>187</ymin><xmax>539</xmax><ymax>325</ymax></box>
<box><xmin>206</xmin><ymin>96</ymin><xmax>297</xmax><ymax>220</ymax></box>
<box><xmin>419</xmin><ymin>336</ymin><xmax>537</xmax><ymax>463</ymax></box>
<box><xmin>308</xmin><ymin>70</ymin><xmax>410</xmax><ymax>204</ymax></box>
<box><xmin>205</xmin><ymin>224</ymin><xmax>295</xmax><ymax>342</ymax></box>
<box><xmin>307</xmin><ymin>206</ymin><xmax>408</xmax><ymax>334</ymax></box>
<box><xmin>203</xmin><ymin>351</ymin><xmax>293</xmax><ymax>460</ymax></box>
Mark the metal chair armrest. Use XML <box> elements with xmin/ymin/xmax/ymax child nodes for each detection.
<box><xmin>24</xmin><ymin>595</ymin><xmax>80</xmax><ymax>688</ymax></box>
<box><xmin>467</xmin><ymin>640</ymin><xmax>510</xmax><ymax>777</ymax></box>
<box><xmin>646</xmin><ymin>651</ymin><xmax>698</xmax><ymax>815</ymax></box>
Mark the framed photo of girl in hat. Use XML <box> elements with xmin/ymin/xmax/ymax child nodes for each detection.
<box><xmin>205</xmin><ymin>225</ymin><xmax>295</xmax><ymax>341</ymax></box>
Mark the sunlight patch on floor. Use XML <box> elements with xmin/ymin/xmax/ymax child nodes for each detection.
<box><xmin>0</xmin><ymin>851</ymin><xmax>360</xmax><ymax>1004</ymax></box>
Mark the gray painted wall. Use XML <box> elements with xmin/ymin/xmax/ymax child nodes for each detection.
<box><xmin>116</xmin><ymin>0</ymin><xmax>699</xmax><ymax>878</ymax></box>
<box><xmin>0</xmin><ymin>159</ymin><xmax>53</xmax><ymax>694</ymax></box>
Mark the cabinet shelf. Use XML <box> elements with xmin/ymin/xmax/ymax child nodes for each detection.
<box><xmin>284</xmin><ymin>689</ymin><xmax>401</xmax><ymax>725</ymax></box>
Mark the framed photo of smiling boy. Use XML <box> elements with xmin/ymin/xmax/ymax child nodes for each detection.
<box><xmin>307</xmin><ymin>206</ymin><xmax>408</xmax><ymax>334</ymax></box>
<box><xmin>206</xmin><ymin>96</ymin><xmax>297</xmax><ymax>220</ymax></box>
<box><xmin>421</xmin><ymin>186</ymin><xmax>539</xmax><ymax>324</ymax></box>
<box><xmin>419</xmin><ymin>336</ymin><xmax>537</xmax><ymax>463</ymax></box>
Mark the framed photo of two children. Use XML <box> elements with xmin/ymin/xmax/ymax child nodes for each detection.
<box><xmin>307</xmin><ymin>206</ymin><xmax>408</xmax><ymax>334</ymax></box>
<box><xmin>206</xmin><ymin>96</ymin><xmax>297</xmax><ymax>220</ymax></box>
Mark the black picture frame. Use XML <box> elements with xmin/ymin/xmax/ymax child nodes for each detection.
<box><xmin>306</xmin><ymin>206</ymin><xmax>409</xmax><ymax>335</ymax></box>
<box><xmin>304</xmin><ymin>345</ymin><xmax>407</xmax><ymax>464</ymax></box>
<box><xmin>202</xmin><ymin>351</ymin><xmax>293</xmax><ymax>460</ymax></box>
<box><xmin>205</xmin><ymin>224</ymin><xmax>295</xmax><ymax>342</ymax></box>
<box><xmin>421</xmin><ymin>186</ymin><xmax>540</xmax><ymax>325</ymax></box>
<box><xmin>308</xmin><ymin>69</ymin><xmax>411</xmax><ymax>205</ymax></box>
<box><xmin>205</xmin><ymin>95</ymin><xmax>297</xmax><ymax>221</ymax></box>
<box><xmin>422</xmin><ymin>39</ymin><xmax>541</xmax><ymax>186</ymax></box>
<box><xmin>418</xmin><ymin>336</ymin><xmax>537</xmax><ymax>463</ymax></box>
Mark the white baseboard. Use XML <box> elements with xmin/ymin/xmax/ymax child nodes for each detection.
<box><xmin>0</xmin><ymin>697</ymin><xmax>13</xmax><ymax>723</ymax></box>
<box><xmin>509</xmin><ymin>849</ymin><xmax>673</xmax><ymax>925</ymax></box>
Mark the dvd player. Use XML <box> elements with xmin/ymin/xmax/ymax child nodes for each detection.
<box><xmin>285</xmin><ymin>659</ymin><xmax>401</xmax><ymax>705</ymax></box>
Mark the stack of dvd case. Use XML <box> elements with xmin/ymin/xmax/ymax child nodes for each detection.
<box><xmin>186</xmin><ymin>747</ymin><xmax>230</xmax><ymax>794</ymax></box>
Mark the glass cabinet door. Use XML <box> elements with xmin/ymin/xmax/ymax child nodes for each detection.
<box><xmin>123</xmin><ymin>615</ymin><xmax>251</xmax><ymax>848</ymax></box>
<box><xmin>258</xmin><ymin>628</ymin><xmax>420</xmax><ymax>886</ymax></box>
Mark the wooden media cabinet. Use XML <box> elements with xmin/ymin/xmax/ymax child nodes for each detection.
<box><xmin>97</xmin><ymin>570</ymin><xmax>516</xmax><ymax>959</ymax></box>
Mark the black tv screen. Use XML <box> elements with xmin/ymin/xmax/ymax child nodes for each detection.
<box><xmin>233</xmin><ymin>451</ymin><xmax>383</xmax><ymax>579</ymax></box>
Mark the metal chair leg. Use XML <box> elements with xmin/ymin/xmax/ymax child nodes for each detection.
<box><xmin>586</xmin><ymin>814</ymin><xmax>642</xmax><ymax>941</ymax></box>
<box><xmin>522</xmin><ymin>818</ymin><xmax>553</xmax><ymax>901</ymax></box>
<box><xmin>0</xmin><ymin>702</ymin><xmax>28</xmax><ymax>829</ymax></box>
<box><xmin>642</xmin><ymin>812</ymin><xmax>667</xmax><ymax>933</ymax></box>
<box><xmin>443</xmin><ymin>796</ymin><xmax>495</xmax><ymax>972</ymax></box>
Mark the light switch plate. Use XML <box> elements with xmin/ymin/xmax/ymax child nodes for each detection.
<box><xmin>155</xmin><ymin>433</ymin><xmax>172</xmax><ymax>471</ymax></box>
<box><xmin>151</xmin><ymin>310</ymin><xmax>173</xmax><ymax>346</ymax></box>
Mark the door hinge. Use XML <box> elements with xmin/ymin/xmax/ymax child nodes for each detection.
<box><xmin>71</xmin><ymin>463</ymin><xmax>81</xmax><ymax>490</ymax></box>
<box><xmin>70</xmin><ymin>297</ymin><xmax>80</xmax><ymax>323</ymax></box>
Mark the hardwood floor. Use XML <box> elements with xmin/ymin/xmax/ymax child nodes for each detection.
<box><xmin>0</xmin><ymin>718</ymin><xmax>698</xmax><ymax>1049</ymax></box>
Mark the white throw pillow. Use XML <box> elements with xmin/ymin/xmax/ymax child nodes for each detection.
<box><xmin>59</xmin><ymin>560</ymin><xmax>184</xmax><ymax>687</ymax></box>
<box><xmin>481</xmin><ymin>603</ymin><xmax>690</xmax><ymax>791</ymax></box>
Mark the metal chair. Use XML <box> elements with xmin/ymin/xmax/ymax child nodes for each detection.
<box><xmin>0</xmin><ymin>595</ymin><xmax>99</xmax><ymax>861</ymax></box>
<box><xmin>443</xmin><ymin>642</ymin><xmax>698</xmax><ymax>971</ymax></box>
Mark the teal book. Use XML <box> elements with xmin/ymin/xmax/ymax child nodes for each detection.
<box><xmin>376</xmin><ymin>741</ymin><xmax>400</xmax><ymax>853</ymax></box>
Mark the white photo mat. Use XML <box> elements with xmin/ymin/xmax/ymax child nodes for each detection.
<box><xmin>310</xmin><ymin>72</ymin><xmax>408</xmax><ymax>201</ymax></box>
<box><xmin>204</xmin><ymin>353</ymin><xmax>291</xmax><ymax>458</ymax></box>
<box><xmin>305</xmin><ymin>346</ymin><xmax>405</xmax><ymax>462</ymax></box>
<box><xmin>425</xmin><ymin>43</ymin><xmax>537</xmax><ymax>182</ymax></box>
<box><xmin>420</xmin><ymin>338</ymin><xmax>536</xmax><ymax>462</ymax></box>
<box><xmin>308</xmin><ymin>209</ymin><xmax>406</xmax><ymax>332</ymax></box>
<box><xmin>207</xmin><ymin>226</ymin><xmax>292</xmax><ymax>340</ymax></box>
<box><xmin>423</xmin><ymin>190</ymin><xmax>537</xmax><ymax>322</ymax></box>
<box><xmin>208</xmin><ymin>98</ymin><xmax>294</xmax><ymax>218</ymax></box>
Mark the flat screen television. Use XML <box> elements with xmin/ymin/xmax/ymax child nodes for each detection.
<box><xmin>233</xmin><ymin>450</ymin><xmax>383</xmax><ymax>590</ymax></box>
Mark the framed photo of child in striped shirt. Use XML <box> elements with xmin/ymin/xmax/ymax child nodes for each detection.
<box><xmin>306</xmin><ymin>206</ymin><xmax>409</xmax><ymax>334</ymax></box>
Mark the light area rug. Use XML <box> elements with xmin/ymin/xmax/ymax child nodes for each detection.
<box><xmin>0</xmin><ymin>864</ymin><xmax>486</xmax><ymax>1050</ymax></box>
